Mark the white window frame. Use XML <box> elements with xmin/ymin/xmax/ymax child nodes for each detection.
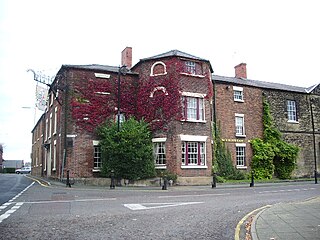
<box><xmin>150</xmin><ymin>61</ymin><xmax>167</xmax><ymax>76</ymax></box>
<box><xmin>233</xmin><ymin>86</ymin><xmax>244</xmax><ymax>102</ymax></box>
<box><xmin>93</xmin><ymin>140</ymin><xmax>102</xmax><ymax>171</ymax></box>
<box><xmin>182</xmin><ymin>93</ymin><xmax>206</xmax><ymax>122</ymax></box>
<box><xmin>235</xmin><ymin>114</ymin><xmax>246</xmax><ymax>137</ymax></box>
<box><xmin>45</xmin><ymin>118</ymin><xmax>48</xmax><ymax>140</ymax></box>
<box><xmin>53</xmin><ymin>107</ymin><xmax>58</xmax><ymax>135</ymax></box>
<box><xmin>185</xmin><ymin>61</ymin><xmax>196</xmax><ymax>75</ymax></box>
<box><xmin>49</xmin><ymin>113</ymin><xmax>52</xmax><ymax>139</ymax></box>
<box><xmin>152</xmin><ymin>138</ymin><xmax>167</xmax><ymax>169</ymax></box>
<box><xmin>236</xmin><ymin>143</ymin><xmax>246</xmax><ymax>169</ymax></box>
<box><xmin>180</xmin><ymin>135</ymin><xmax>207</xmax><ymax>169</ymax></box>
<box><xmin>287</xmin><ymin>100</ymin><xmax>298</xmax><ymax>122</ymax></box>
<box><xmin>53</xmin><ymin>140</ymin><xmax>57</xmax><ymax>171</ymax></box>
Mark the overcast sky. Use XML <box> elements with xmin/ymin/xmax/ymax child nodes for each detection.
<box><xmin>0</xmin><ymin>0</ymin><xmax>319</xmax><ymax>163</ymax></box>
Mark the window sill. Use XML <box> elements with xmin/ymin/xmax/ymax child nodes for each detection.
<box><xmin>236</xmin><ymin>166</ymin><xmax>247</xmax><ymax>169</ymax></box>
<box><xmin>92</xmin><ymin>169</ymin><xmax>101</xmax><ymax>172</ymax></box>
<box><xmin>236</xmin><ymin>134</ymin><xmax>246</xmax><ymax>138</ymax></box>
<box><xmin>287</xmin><ymin>120</ymin><xmax>299</xmax><ymax>124</ymax></box>
<box><xmin>181</xmin><ymin>165</ymin><xmax>207</xmax><ymax>169</ymax></box>
<box><xmin>155</xmin><ymin>165</ymin><xmax>167</xmax><ymax>169</ymax></box>
<box><xmin>181</xmin><ymin>119</ymin><xmax>206</xmax><ymax>123</ymax></box>
<box><xmin>234</xmin><ymin>99</ymin><xmax>244</xmax><ymax>103</ymax></box>
<box><xmin>180</xmin><ymin>72</ymin><xmax>205</xmax><ymax>78</ymax></box>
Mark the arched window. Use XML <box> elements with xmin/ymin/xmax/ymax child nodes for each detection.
<box><xmin>150</xmin><ymin>61</ymin><xmax>167</xmax><ymax>76</ymax></box>
<box><xmin>150</xmin><ymin>86</ymin><xmax>168</xmax><ymax>98</ymax></box>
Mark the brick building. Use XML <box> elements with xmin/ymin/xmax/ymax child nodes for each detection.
<box><xmin>31</xmin><ymin>48</ymin><xmax>214</xmax><ymax>184</ymax></box>
<box><xmin>212</xmin><ymin>63</ymin><xmax>320</xmax><ymax>177</ymax></box>
<box><xmin>31</xmin><ymin>48</ymin><xmax>319</xmax><ymax>182</ymax></box>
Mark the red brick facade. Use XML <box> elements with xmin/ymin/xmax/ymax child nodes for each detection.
<box><xmin>214</xmin><ymin>81</ymin><xmax>263</xmax><ymax>170</ymax></box>
<box><xmin>31</xmin><ymin>49</ymin><xmax>214</xmax><ymax>183</ymax></box>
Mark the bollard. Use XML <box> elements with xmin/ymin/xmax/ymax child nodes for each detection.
<box><xmin>162</xmin><ymin>176</ymin><xmax>168</xmax><ymax>190</ymax></box>
<box><xmin>66</xmin><ymin>170</ymin><xmax>71</xmax><ymax>188</ymax></box>
<box><xmin>110</xmin><ymin>170</ymin><xmax>115</xmax><ymax>189</ymax></box>
<box><xmin>250</xmin><ymin>170</ymin><xmax>254</xmax><ymax>187</ymax></box>
<box><xmin>212</xmin><ymin>172</ymin><xmax>217</xmax><ymax>188</ymax></box>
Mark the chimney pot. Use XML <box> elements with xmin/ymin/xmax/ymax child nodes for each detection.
<box><xmin>235</xmin><ymin>63</ymin><xmax>247</xmax><ymax>79</ymax></box>
<box><xmin>121</xmin><ymin>47</ymin><xmax>132</xmax><ymax>68</ymax></box>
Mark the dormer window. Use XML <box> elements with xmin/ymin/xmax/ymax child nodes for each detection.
<box><xmin>233</xmin><ymin>86</ymin><xmax>244</xmax><ymax>102</ymax></box>
<box><xmin>185</xmin><ymin>61</ymin><xmax>196</xmax><ymax>75</ymax></box>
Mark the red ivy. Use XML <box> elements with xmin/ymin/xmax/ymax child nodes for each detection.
<box><xmin>71</xmin><ymin>78</ymin><xmax>114</xmax><ymax>132</ymax></box>
<box><xmin>71</xmin><ymin>58</ymin><xmax>212</xmax><ymax>133</ymax></box>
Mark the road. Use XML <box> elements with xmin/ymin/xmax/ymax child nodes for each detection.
<box><xmin>0</xmin><ymin>174</ymin><xmax>319</xmax><ymax>240</ymax></box>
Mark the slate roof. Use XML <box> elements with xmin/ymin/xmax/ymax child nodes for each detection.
<box><xmin>62</xmin><ymin>64</ymin><xmax>137</xmax><ymax>74</ymax></box>
<box><xmin>138</xmin><ymin>50</ymin><xmax>214</xmax><ymax>72</ymax></box>
<box><xmin>212</xmin><ymin>74</ymin><xmax>312</xmax><ymax>93</ymax></box>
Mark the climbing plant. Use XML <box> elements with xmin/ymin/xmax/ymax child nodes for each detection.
<box><xmin>213</xmin><ymin>122</ymin><xmax>246</xmax><ymax>180</ymax></box>
<box><xmin>251</xmin><ymin>99</ymin><xmax>299</xmax><ymax>179</ymax></box>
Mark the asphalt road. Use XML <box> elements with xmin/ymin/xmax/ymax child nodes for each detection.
<box><xmin>0</xmin><ymin>174</ymin><xmax>34</xmax><ymax>205</ymax></box>
<box><xmin>0</xmin><ymin>174</ymin><xmax>319</xmax><ymax>240</ymax></box>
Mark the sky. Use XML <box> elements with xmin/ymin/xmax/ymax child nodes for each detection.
<box><xmin>0</xmin><ymin>0</ymin><xmax>319</xmax><ymax>163</ymax></box>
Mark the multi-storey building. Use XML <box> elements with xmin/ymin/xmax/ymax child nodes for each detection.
<box><xmin>31</xmin><ymin>48</ymin><xmax>319</xmax><ymax>183</ymax></box>
<box><xmin>212</xmin><ymin>63</ymin><xmax>320</xmax><ymax>177</ymax></box>
<box><xmin>31</xmin><ymin>48</ymin><xmax>214</xmax><ymax>184</ymax></box>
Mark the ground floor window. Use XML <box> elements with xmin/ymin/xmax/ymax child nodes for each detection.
<box><xmin>93</xmin><ymin>145</ymin><xmax>102</xmax><ymax>169</ymax></box>
<box><xmin>236</xmin><ymin>144</ymin><xmax>246</xmax><ymax>167</ymax></box>
<box><xmin>152</xmin><ymin>138</ymin><xmax>167</xmax><ymax>169</ymax></box>
<box><xmin>181</xmin><ymin>141</ymin><xmax>205</xmax><ymax>166</ymax></box>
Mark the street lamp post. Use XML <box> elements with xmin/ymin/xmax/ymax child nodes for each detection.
<box><xmin>310</xmin><ymin>97</ymin><xmax>318</xmax><ymax>184</ymax></box>
<box><xmin>117</xmin><ymin>65</ymin><xmax>127</xmax><ymax>132</ymax></box>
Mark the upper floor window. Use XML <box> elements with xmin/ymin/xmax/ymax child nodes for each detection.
<box><xmin>185</xmin><ymin>61</ymin><xmax>196</xmax><ymax>75</ymax></box>
<box><xmin>287</xmin><ymin>100</ymin><xmax>298</xmax><ymax>122</ymax></box>
<box><xmin>150</xmin><ymin>61</ymin><xmax>167</xmax><ymax>76</ymax></box>
<box><xmin>235</xmin><ymin>114</ymin><xmax>245</xmax><ymax>137</ymax></box>
<box><xmin>233</xmin><ymin>86</ymin><xmax>244</xmax><ymax>102</ymax></box>
<box><xmin>182</xmin><ymin>96</ymin><xmax>204</xmax><ymax>122</ymax></box>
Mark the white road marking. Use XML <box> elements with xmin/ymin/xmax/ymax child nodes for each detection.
<box><xmin>158</xmin><ymin>193</ymin><xmax>230</xmax><ymax>199</ymax></box>
<box><xmin>24</xmin><ymin>198</ymin><xmax>117</xmax><ymax>204</ymax></box>
<box><xmin>259</xmin><ymin>187</ymin><xmax>316</xmax><ymax>194</ymax></box>
<box><xmin>124</xmin><ymin>202</ymin><xmax>203</xmax><ymax>211</ymax></box>
<box><xmin>0</xmin><ymin>182</ymin><xmax>34</xmax><ymax>223</ymax></box>
<box><xmin>0</xmin><ymin>202</ymin><xmax>24</xmax><ymax>223</ymax></box>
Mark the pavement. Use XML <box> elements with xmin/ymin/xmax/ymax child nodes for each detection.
<box><xmin>27</xmin><ymin>175</ymin><xmax>320</xmax><ymax>239</ymax></box>
<box><xmin>251</xmin><ymin>197</ymin><xmax>320</xmax><ymax>240</ymax></box>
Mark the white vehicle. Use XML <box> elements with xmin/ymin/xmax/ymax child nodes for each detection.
<box><xmin>15</xmin><ymin>167</ymin><xmax>31</xmax><ymax>174</ymax></box>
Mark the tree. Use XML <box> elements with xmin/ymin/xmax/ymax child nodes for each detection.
<box><xmin>98</xmin><ymin>118</ymin><xmax>156</xmax><ymax>181</ymax></box>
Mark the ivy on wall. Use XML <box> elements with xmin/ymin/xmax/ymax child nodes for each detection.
<box><xmin>251</xmin><ymin>98</ymin><xmax>299</xmax><ymax>179</ymax></box>
<box><xmin>70</xmin><ymin>58</ymin><xmax>213</xmax><ymax>133</ymax></box>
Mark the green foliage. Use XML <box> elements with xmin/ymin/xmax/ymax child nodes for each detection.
<box><xmin>213</xmin><ymin>123</ymin><xmax>246</xmax><ymax>180</ymax></box>
<box><xmin>273</xmin><ymin>141</ymin><xmax>299</xmax><ymax>179</ymax></box>
<box><xmin>251</xmin><ymin>99</ymin><xmax>299</xmax><ymax>179</ymax></box>
<box><xmin>2</xmin><ymin>168</ymin><xmax>16</xmax><ymax>174</ymax></box>
<box><xmin>156</xmin><ymin>170</ymin><xmax>177</xmax><ymax>183</ymax></box>
<box><xmin>98</xmin><ymin>118</ymin><xmax>156</xmax><ymax>181</ymax></box>
<box><xmin>251</xmin><ymin>138</ymin><xmax>275</xmax><ymax>179</ymax></box>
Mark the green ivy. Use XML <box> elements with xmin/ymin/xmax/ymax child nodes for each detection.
<box><xmin>213</xmin><ymin>122</ymin><xmax>246</xmax><ymax>180</ymax></box>
<box><xmin>251</xmin><ymin>99</ymin><xmax>299</xmax><ymax>179</ymax></box>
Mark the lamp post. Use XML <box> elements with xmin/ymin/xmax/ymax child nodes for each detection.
<box><xmin>117</xmin><ymin>65</ymin><xmax>128</xmax><ymax>132</ymax></box>
<box><xmin>310</xmin><ymin>97</ymin><xmax>318</xmax><ymax>184</ymax></box>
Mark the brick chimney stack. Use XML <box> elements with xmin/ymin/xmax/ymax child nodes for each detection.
<box><xmin>121</xmin><ymin>47</ymin><xmax>132</xmax><ymax>68</ymax></box>
<box><xmin>235</xmin><ymin>63</ymin><xmax>247</xmax><ymax>79</ymax></box>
